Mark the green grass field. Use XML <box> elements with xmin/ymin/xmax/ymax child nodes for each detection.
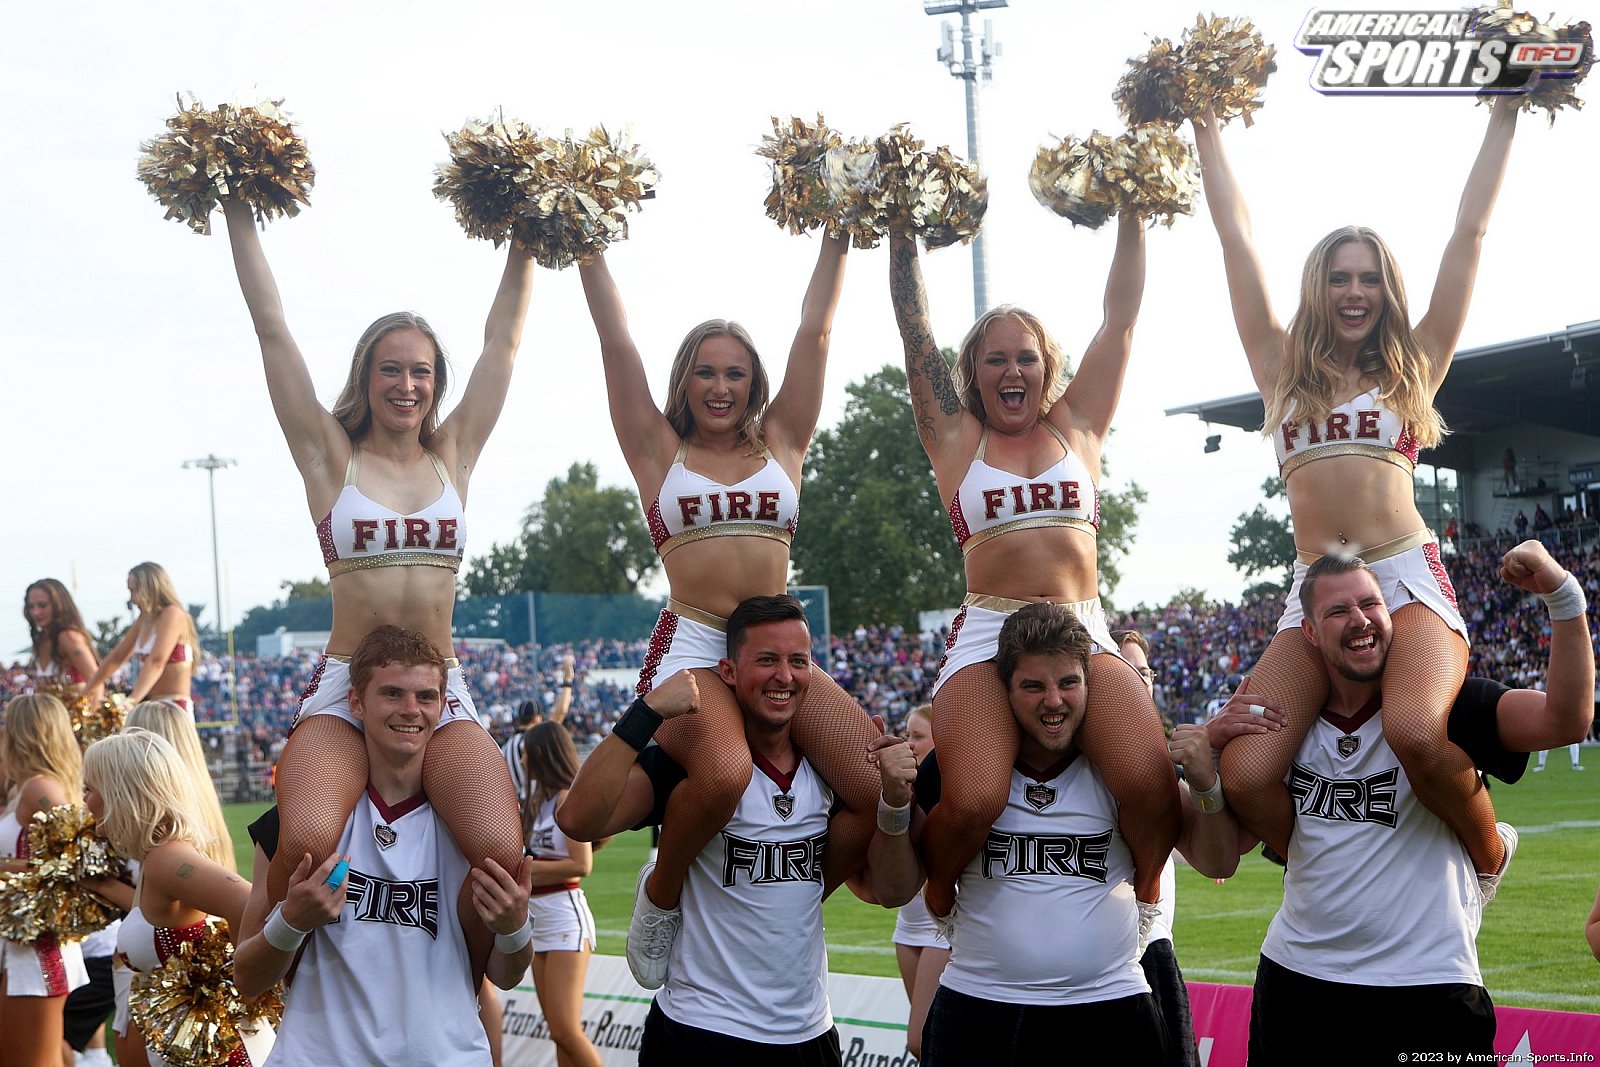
<box><xmin>222</xmin><ymin>758</ymin><xmax>1600</xmax><ymax>1013</ymax></box>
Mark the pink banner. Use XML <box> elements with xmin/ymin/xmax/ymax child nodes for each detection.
<box><xmin>1188</xmin><ymin>983</ymin><xmax>1600</xmax><ymax>1066</ymax></box>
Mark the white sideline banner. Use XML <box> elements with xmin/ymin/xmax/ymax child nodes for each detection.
<box><xmin>499</xmin><ymin>954</ymin><xmax>918</xmax><ymax>1065</ymax></box>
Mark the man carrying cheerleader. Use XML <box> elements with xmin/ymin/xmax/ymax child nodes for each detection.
<box><xmin>233</xmin><ymin>626</ymin><xmax>534</xmax><ymax>1066</ymax></box>
<box><xmin>912</xmin><ymin>604</ymin><xmax>1247</xmax><ymax>1066</ymax></box>
<box><xmin>1215</xmin><ymin>540</ymin><xmax>1594</xmax><ymax>1063</ymax></box>
<box><xmin>557</xmin><ymin>595</ymin><xmax>921</xmax><ymax>1066</ymax></box>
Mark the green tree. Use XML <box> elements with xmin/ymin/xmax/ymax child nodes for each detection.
<box><xmin>464</xmin><ymin>462</ymin><xmax>658</xmax><ymax>595</ymax></box>
<box><xmin>1228</xmin><ymin>477</ymin><xmax>1295</xmax><ymax>598</ymax></box>
<box><xmin>280</xmin><ymin>577</ymin><xmax>331</xmax><ymax>601</ymax></box>
<box><xmin>791</xmin><ymin>366</ymin><xmax>964</xmax><ymax>629</ymax></box>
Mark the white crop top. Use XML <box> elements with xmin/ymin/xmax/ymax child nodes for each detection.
<box><xmin>317</xmin><ymin>450</ymin><xmax>466</xmax><ymax>577</ymax></box>
<box><xmin>1274</xmin><ymin>390</ymin><xmax>1419</xmax><ymax>479</ymax></box>
<box><xmin>645</xmin><ymin>440</ymin><xmax>800</xmax><ymax>558</ymax></box>
<box><xmin>948</xmin><ymin>422</ymin><xmax>1099</xmax><ymax>554</ymax></box>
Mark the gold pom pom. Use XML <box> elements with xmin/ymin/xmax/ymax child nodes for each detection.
<box><xmin>869</xmin><ymin>126</ymin><xmax>988</xmax><ymax>250</ymax></box>
<box><xmin>0</xmin><ymin>805</ymin><xmax>128</xmax><ymax>943</ymax></box>
<box><xmin>35</xmin><ymin>682</ymin><xmax>129</xmax><ymax>749</ymax></box>
<box><xmin>131</xmin><ymin>923</ymin><xmax>283</xmax><ymax>1067</ymax></box>
<box><xmin>819</xmin><ymin>137</ymin><xmax>891</xmax><ymax>248</ymax></box>
<box><xmin>1120</xmin><ymin>17</ymin><xmax>1277</xmax><ymax>127</ymax></box>
<box><xmin>1115</xmin><ymin>38</ymin><xmax>1188</xmax><ymax>125</ymax></box>
<box><xmin>1117</xmin><ymin>123</ymin><xmax>1202</xmax><ymax>227</ymax></box>
<box><xmin>1475</xmin><ymin>5</ymin><xmax>1592</xmax><ymax>124</ymax></box>
<box><xmin>137</xmin><ymin>96</ymin><xmax>314</xmax><ymax>235</ymax></box>
<box><xmin>758</xmin><ymin>115</ymin><xmax>844</xmax><ymax>236</ymax></box>
<box><xmin>1031</xmin><ymin>125</ymin><xmax>1199</xmax><ymax>229</ymax></box>
<box><xmin>433</xmin><ymin>120</ymin><xmax>659</xmax><ymax>268</ymax></box>
<box><xmin>1178</xmin><ymin>14</ymin><xmax>1277</xmax><ymax>126</ymax></box>
<box><xmin>1030</xmin><ymin>132</ymin><xmax>1126</xmax><ymax>229</ymax></box>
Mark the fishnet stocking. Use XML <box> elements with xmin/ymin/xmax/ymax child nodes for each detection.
<box><xmin>790</xmin><ymin>668</ymin><xmax>881</xmax><ymax>893</ymax></box>
<box><xmin>1079</xmin><ymin>652</ymin><xmax>1182</xmax><ymax>904</ymax></box>
<box><xmin>1219</xmin><ymin>629</ymin><xmax>1328</xmax><ymax>854</ymax></box>
<box><xmin>269</xmin><ymin>716</ymin><xmax>367</xmax><ymax>902</ymax></box>
<box><xmin>922</xmin><ymin>662</ymin><xmax>1017</xmax><ymax>917</ymax></box>
<box><xmin>1385</xmin><ymin>604</ymin><xmax>1499</xmax><ymax>874</ymax></box>
<box><xmin>424</xmin><ymin>720</ymin><xmax>526</xmax><ymax>876</ymax></box>
<box><xmin>646</xmin><ymin>667</ymin><xmax>752</xmax><ymax>909</ymax></box>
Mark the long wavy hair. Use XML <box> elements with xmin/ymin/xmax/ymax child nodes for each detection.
<box><xmin>25</xmin><ymin>578</ymin><xmax>92</xmax><ymax>668</ymax></box>
<box><xmin>128</xmin><ymin>562</ymin><xmax>200</xmax><ymax>652</ymax></box>
<box><xmin>1</xmin><ymin>693</ymin><xmax>83</xmax><ymax>794</ymax></box>
<box><xmin>663</xmin><ymin>320</ymin><xmax>770</xmax><ymax>455</ymax></box>
<box><xmin>521</xmin><ymin>722</ymin><xmax>580</xmax><ymax>828</ymax></box>
<box><xmin>1267</xmin><ymin>227</ymin><xmax>1446</xmax><ymax>449</ymax></box>
<box><xmin>954</xmin><ymin>306</ymin><xmax>1069</xmax><ymax>424</ymax></box>
<box><xmin>83</xmin><ymin>730</ymin><xmax>208</xmax><ymax>863</ymax></box>
<box><xmin>127</xmin><ymin>702</ymin><xmax>236</xmax><ymax>870</ymax></box>
<box><xmin>329</xmin><ymin>312</ymin><xmax>451</xmax><ymax>446</ymax></box>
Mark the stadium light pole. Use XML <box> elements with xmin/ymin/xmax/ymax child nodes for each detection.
<box><xmin>183</xmin><ymin>454</ymin><xmax>236</xmax><ymax>638</ymax></box>
<box><xmin>924</xmin><ymin>0</ymin><xmax>1006</xmax><ymax>320</ymax></box>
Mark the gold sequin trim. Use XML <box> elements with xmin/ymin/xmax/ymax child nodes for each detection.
<box><xmin>657</xmin><ymin>524</ymin><xmax>793</xmax><ymax>559</ymax></box>
<box><xmin>667</xmin><ymin>599</ymin><xmax>729</xmax><ymax>632</ymax></box>
<box><xmin>960</xmin><ymin>516</ymin><xmax>1098</xmax><ymax>556</ymax></box>
<box><xmin>1280</xmin><ymin>443</ymin><xmax>1414</xmax><ymax>481</ymax></box>
<box><xmin>962</xmin><ymin>591</ymin><xmax>1103</xmax><ymax>617</ymax></box>
<box><xmin>327</xmin><ymin>553</ymin><xmax>462</xmax><ymax>578</ymax></box>
<box><xmin>1296</xmin><ymin>529</ymin><xmax>1433</xmax><ymax>567</ymax></box>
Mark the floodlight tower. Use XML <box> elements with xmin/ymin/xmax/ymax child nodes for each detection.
<box><xmin>925</xmin><ymin>0</ymin><xmax>1006</xmax><ymax>319</ymax></box>
<box><xmin>183</xmin><ymin>454</ymin><xmax>236</xmax><ymax>636</ymax></box>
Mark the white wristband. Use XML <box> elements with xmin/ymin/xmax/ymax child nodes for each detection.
<box><xmin>877</xmin><ymin>796</ymin><xmax>912</xmax><ymax>836</ymax></box>
<box><xmin>263</xmin><ymin>903</ymin><xmax>310</xmax><ymax>952</ymax></box>
<box><xmin>1540</xmin><ymin>572</ymin><xmax>1587</xmax><ymax>621</ymax></box>
<box><xmin>495</xmin><ymin>918</ymin><xmax>533</xmax><ymax>954</ymax></box>
<box><xmin>1191</xmin><ymin>777</ymin><xmax>1226</xmax><ymax>815</ymax></box>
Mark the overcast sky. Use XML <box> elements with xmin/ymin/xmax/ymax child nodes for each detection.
<box><xmin>5</xmin><ymin>1</ymin><xmax>1596</xmax><ymax>657</ymax></box>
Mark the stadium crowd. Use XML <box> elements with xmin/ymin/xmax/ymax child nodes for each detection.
<box><xmin>9</xmin><ymin>531</ymin><xmax>1600</xmax><ymax>765</ymax></box>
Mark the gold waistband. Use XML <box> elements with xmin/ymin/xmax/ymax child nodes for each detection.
<box><xmin>657</xmin><ymin>524</ymin><xmax>793</xmax><ymax>559</ymax></box>
<box><xmin>1296</xmin><ymin>528</ymin><xmax>1433</xmax><ymax>567</ymax></box>
<box><xmin>667</xmin><ymin>599</ymin><xmax>729</xmax><ymax>632</ymax></box>
<box><xmin>326</xmin><ymin>653</ymin><xmax>462</xmax><ymax>669</ymax></box>
<box><xmin>961</xmin><ymin>515</ymin><xmax>1097</xmax><ymax>556</ymax></box>
<box><xmin>1280</xmin><ymin>443</ymin><xmax>1414</xmax><ymax>481</ymax></box>
<box><xmin>327</xmin><ymin>553</ymin><xmax>462</xmax><ymax>578</ymax></box>
<box><xmin>961</xmin><ymin>592</ymin><xmax>1103</xmax><ymax>617</ymax></box>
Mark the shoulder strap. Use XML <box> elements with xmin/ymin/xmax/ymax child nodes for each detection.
<box><xmin>1039</xmin><ymin>420</ymin><xmax>1070</xmax><ymax>449</ymax></box>
<box><xmin>343</xmin><ymin>449</ymin><xmax>361</xmax><ymax>486</ymax></box>
<box><xmin>972</xmin><ymin>427</ymin><xmax>991</xmax><ymax>463</ymax></box>
<box><xmin>672</xmin><ymin>438</ymin><xmax>690</xmax><ymax>464</ymax></box>
<box><xmin>424</xmin><ymin>450</ymin><xmax>453</xmax><ymax>489</ymax></box>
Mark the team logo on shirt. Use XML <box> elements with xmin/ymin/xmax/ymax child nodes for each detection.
<box><xmin>980</xmin><ymin>828</ymin><xmax>1112</xmax><ymax>882</ymax></box>
<box><xmin>1337</xmin><ymin>735</ymin><xmax>1361</xmax><ymax>758</ymax></box>
<box><xmin>1288</xmin><ymin>764</ymin><xmax>1399</xmax><ymax>827</ymax></box>
<box><xmin>343</xmin><ymin>871</ymin><xmax>442</xmax><ymax>938</ymax></box>
<box><xmin>373</xmin><ymin>824</ymin><xmax>398</xmax><ymax>850</ymax></box>
<box><xmin>1023</xmin><ymin>783</ymin><xmax>1057</xmax><ymax>811</ymax></box>
<box><xmin>721</xmin><ymin>830</ymin><xmax>827</xmax><ymax>887</ymax></box>
<box><xmin>772</xmin><ymin>793</ymin><xmax>795</xmax><ymax>820</ymax></box>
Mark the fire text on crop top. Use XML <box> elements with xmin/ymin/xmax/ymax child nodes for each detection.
<box><xmin>948</xmin><ymin>424</ymin><xmax>1099</xmax><ymax>553</ymax></box>
<box><xmin>645</xmin><ymin>442</ymin><xmax>799</xmax><ymax>558</ymax></box>
<box><xmin>317</xmin><ymin>451</ymin><xmax>466</xmax><ymax>576</ymax></box>
<box><xmin>1274</xmin><ymin>390</ymin><xmax>1419</xmax><ymax>480</ymax></box>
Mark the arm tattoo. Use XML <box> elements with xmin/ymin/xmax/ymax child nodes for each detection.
<box><xmin>176</xmin><ymin>862</ymin><xmax>196</xmax><ymax>880</ymax></box>
<box><xmin>890</xmin><ymin>241</ymin><xmax>963</xmax><ymax>424</ymax></box>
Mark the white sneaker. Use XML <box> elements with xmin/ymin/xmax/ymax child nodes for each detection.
<box><xmin>1137</xmin><ymin>900</ymin><xmax>1162</xmax><ymax>957</ymax></box>
<box><xmin>77</xmin><ymin>1050</ymin><xmax>114</xmax><ymax>1067</ymax></box>
<box><xmin>625</xmin><ymin>861</ymin><xmax>681</xmax><ymax>990</ymax></box>
<box><xmin>1533</xmin><ymin>764</ymin><xmax>1546</xmax><ymax>772</ymax></box>
<box><xmin>1477</xmin><ymin>823</ymin><xmax>1519</xmax><ymax>904</ymax></box>
<box><xmin>1576</xmin><ymin>765</ymin><xmax>1586</xmax><ymax>771</ymax></box>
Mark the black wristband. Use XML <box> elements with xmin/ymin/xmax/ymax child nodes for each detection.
<box><xmin>612</xmin><ymin>697</ymin><xmax>663</xmax><ymax>751</ymax></box>
<box><xmin>559</xmin><ymin>681</ymin><xmax>573</xmax><ymax>688</ymax></box>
